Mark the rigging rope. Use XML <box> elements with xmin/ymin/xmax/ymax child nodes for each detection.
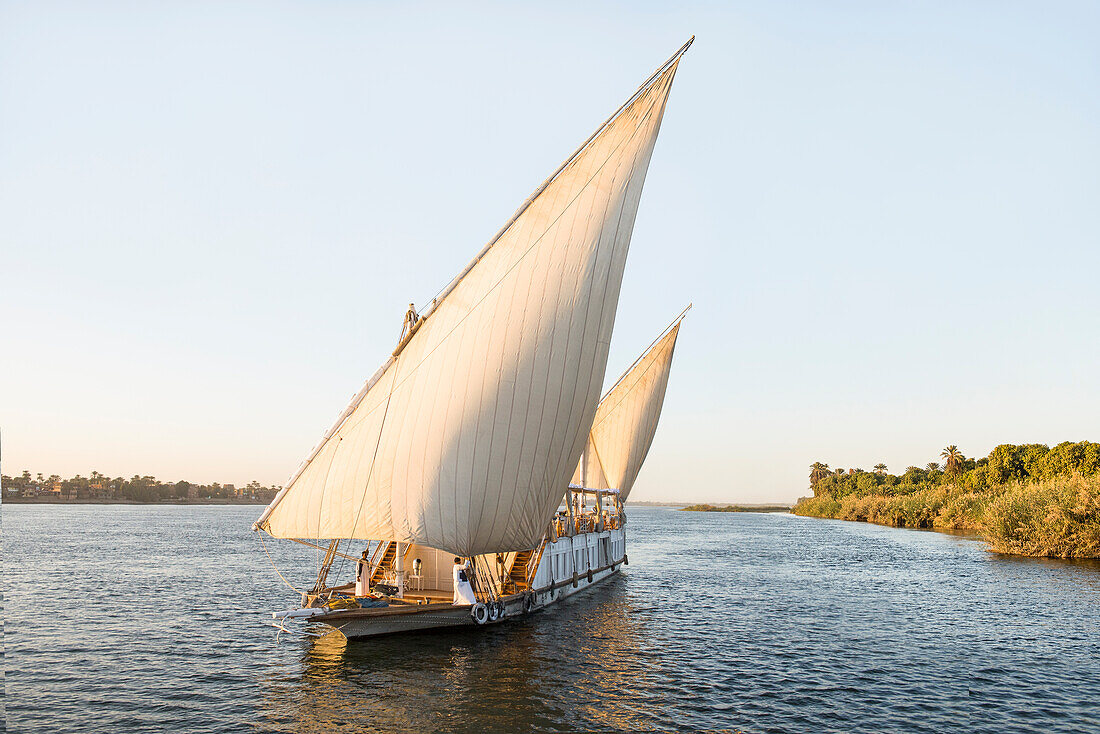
<box><xmin>332</xmin><ymin>358</ymin><xmax>403</xmax><ymax>586</ymax></box>
<box><xmin>259</xmin><ymin>532</ymin><xmax>307</xmax><ymax>596</ymax></box>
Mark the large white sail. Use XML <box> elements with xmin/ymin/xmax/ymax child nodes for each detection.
<box><xmin>254</xmin><ymin>42</ymin><xmax>689</xmax><ymax>556</ymax></box>
<box><xmin>573</xmin><ymin>311</ymin><xmax>686</xmax><ymax>500</ymax></box>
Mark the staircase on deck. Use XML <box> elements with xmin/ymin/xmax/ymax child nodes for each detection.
<box><xmin>370</xmin><ymin>541</ymin><xmax>399</xmax><ymax>585</ymax></box>
<box><xmin>505</xmin><ymin>547</ymin><xmax>537</xmax><ymax>593</ymax></box>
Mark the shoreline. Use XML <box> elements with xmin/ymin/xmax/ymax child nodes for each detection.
<box><xmin>793</xmin><ymin>475</ymin><xmax>1100</xmax><ymax>559</ymax></box>
<box><xmin>3</xmin><ymin>497</ymin><xmax>270</xmax><ymax>506</ymax></box>
<box><xmin>680</xmin><ymin>503</ymin><xmax>792</xmax><ymax>513</ymax></box>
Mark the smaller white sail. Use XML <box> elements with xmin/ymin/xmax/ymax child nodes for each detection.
<box><xmin>572</xmin><ymin>308</ymin><xmax>687</xmax><ymax>500</ymax></box>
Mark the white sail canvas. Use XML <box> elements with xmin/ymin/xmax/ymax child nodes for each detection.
<box><xmin>573</xmin><ymin>316</ymin><xmax>684</xmax><ymax>500</ymax></box>
<box><xmin>255</xmin><ymin>53</ymin><xmax>685</xmax><ymax>556</ymax></box>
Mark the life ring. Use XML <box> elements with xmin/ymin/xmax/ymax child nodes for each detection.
<box><xmin>487</xmin><ymin>601</ymin><xmax>501</xmax><ymax>622</ymax></box>
<box><xmin>471</xmin><ymin>602</ymin><xmax>488</xmax><ymax>625</ymax></box>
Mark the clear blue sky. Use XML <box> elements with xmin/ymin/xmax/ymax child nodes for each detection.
<box><xmin>3</xmin><ymin>1</ymin><xmax>1098</xmax><ymax>503</ymax></box>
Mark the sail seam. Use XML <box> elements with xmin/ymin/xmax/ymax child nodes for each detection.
<box><xmin>545</xmin><ymin>98</ymin><xmax>651</xmax><ymax>522</ymax></box>
<box><xmin>535</xmin><ymin>70</ymin><xmax>674</xmax><ymax>527</ymax></box>
<box><xmin>550</xmin><ymin>68</ymin><xmax>676</xmax><ymax>513</ymax></box>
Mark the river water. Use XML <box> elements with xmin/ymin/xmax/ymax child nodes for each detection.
<box><xmin>4</xmin><ymin>505</ymin><xmax>1099</xmax><ymax>733</ymax></box>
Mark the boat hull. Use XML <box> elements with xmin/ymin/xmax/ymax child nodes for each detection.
<box><xmin>317</xmin><ymin>526</ymin><xmax>626</xmax><ymax>639</ymax></box>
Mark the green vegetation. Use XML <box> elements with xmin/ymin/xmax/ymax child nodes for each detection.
<box><xmin>2</xmin><ymin>470</ymin><xmax>279</xmax><ymax>503</ymax></box>
<box><xmin>681</xmin><ymin>503</ymin><xmax>791</xmax><ymax>513</ymax></box>
<box><xmin>794</xmin><ymin>442</ymin><xmax>1100</xmax><ymax>558</ymax></box>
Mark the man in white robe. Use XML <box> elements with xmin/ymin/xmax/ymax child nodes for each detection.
<box><xmin>355</xmin><ymin>550</ymin><xmax>370</xmax><ymax>596</ymax></box>
<box><xmin>452</xmin><ymin>557</ymin><xmax>476</xmax><ymax>605</ymax></box>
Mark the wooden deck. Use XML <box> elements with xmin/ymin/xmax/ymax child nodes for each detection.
<box><xmin>325</xmin><ymin>581</ymin><xmax>453</xmax><ymax>606</ymax></box>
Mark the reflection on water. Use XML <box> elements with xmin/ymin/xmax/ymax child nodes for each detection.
<box><xmin>5</xmin><ymin>505</ymin><xmax>1099</xmax><ymax>733</ymax></box>
<box><xmin>259</xmin><ymin>577</ymin><xmax>664</xmax><ymax>733</ymax></box>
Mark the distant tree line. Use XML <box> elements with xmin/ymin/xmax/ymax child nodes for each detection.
<box><xmin>2</xmin><ymin>470</ymin><xmax>279</xmax><ymax>503</ymax></box>
<box><xmin>680</xmin><ymin>503</ymin><xmax>791</xmax><ymax>513</ymax></box>
<box><xmin>808</xmin><ymin>441</ymin><xmax>1100</xmax><ymax>500</ymax></box>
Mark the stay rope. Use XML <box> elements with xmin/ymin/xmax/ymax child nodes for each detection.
<box><xmin>258</xmin><ymin>532</ymin><xmax>307</xmax><ymax>596</ymax></box>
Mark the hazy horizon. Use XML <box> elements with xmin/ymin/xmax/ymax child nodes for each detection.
<box><xmin>3</xmin><ymin>2</ymin><xmax>1098</xmax><ymax>504</ymax></box>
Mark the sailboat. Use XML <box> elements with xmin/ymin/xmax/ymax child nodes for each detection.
<box><xmin>257</xmin><ymin>39</ymin><xmax>692</xmax><ymax>639</ymax></box>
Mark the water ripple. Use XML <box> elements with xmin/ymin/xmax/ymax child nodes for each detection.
<box><xmin>5</xmin><ymin>505</ymin><xmax>1100</xmax><ymax>732</ymax></box>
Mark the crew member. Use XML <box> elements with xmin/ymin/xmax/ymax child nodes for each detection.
<box><xmin>452</xmin><ymin>557</ymin><xmax>477</xmax><ymax>605</ymax></box>
<box><xmin>355</xmin><ymin>550</ymin><xmax>370</xmax><ymax>596</ymax></box>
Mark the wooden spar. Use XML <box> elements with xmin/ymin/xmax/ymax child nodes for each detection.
<box><xmin>598</xmin><ymin>303</ymin><xmax>691</xmax><ymax>403</ymax></box>
<box><xmin>411</xmin><ymin>38</ymin><xmax>694</xmax><ymax>324</ymax></box>
<box><xmin>289</xmin><ymin>537</ymin><xmax>361</xmax><ymax>562</ymax></box>
<box><xmin>309</xmin><ymin>539</ymin><xmax>343</xmax><ymax>595</ymax></box>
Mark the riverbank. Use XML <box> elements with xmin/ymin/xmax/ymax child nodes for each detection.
<box><xmin>3</xmin><ymin>497</ymin><xmax>269</xmax><ymax>505</ymax></box>
<box><xmin>793</xmin><ymin>475</ymin><xmax>1100</xmax><ymax>558</ymax></box>
<box><xmin>681</xmin><ymin>503</ymin><xmax>791</xmax><ymax>513</ymax></box>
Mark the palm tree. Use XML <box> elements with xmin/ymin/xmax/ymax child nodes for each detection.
<box><xmin>873</xmin><ymin>463</ymin><xmax>887</xmax><ymax>475</ymax></box>
<box><xmin>809</xmin><ymin>462</ymin><xmax>830</xmax><ymax>485</ymax></box>
<box><xmin>926</xmin><ymin>462</ymin><xmax>941</xmax><ymax>472</ymax></box>
<box><xmin>941</xmin><ymin>445</ymin><xmax>964</xmax><ymax>474</ymax></box>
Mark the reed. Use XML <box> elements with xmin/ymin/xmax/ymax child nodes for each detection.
<box><xmin>793</xmin><ymin>475</ymin><xmax>1100</xmax><ymax>558</ymax></box>
<box><xmin>982</xmin><ymin>475</ymin><xmax>1100</xmax><ymax>558</ymax></box>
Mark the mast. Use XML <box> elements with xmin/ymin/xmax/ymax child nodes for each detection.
<box><xmin>254</xmin><ymin>40</ymin><xmax>692</xmax><ymax>556</ymax></box>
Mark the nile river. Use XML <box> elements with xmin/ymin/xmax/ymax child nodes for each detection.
<box><xmin>5</xmin><ymin>505</ymin><xmax>1099</xmax><ymax>732</ymax></box>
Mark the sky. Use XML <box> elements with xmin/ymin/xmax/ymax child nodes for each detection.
<box><xmin>2</xmin><ymin>1</ymin><xmax>1098</xmax><ymax>503</ymax></box>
